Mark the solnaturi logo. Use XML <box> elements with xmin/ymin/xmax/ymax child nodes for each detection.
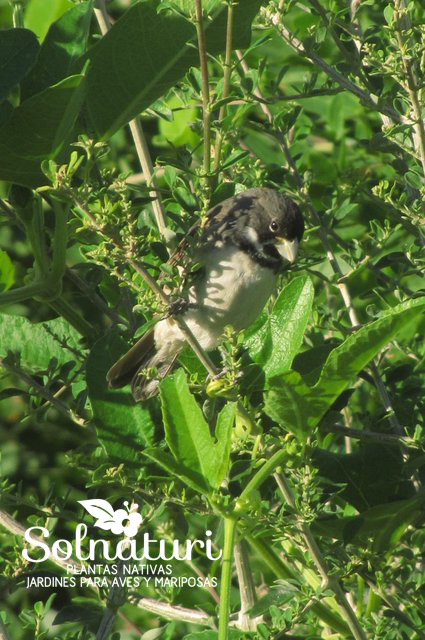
<box><xmin>22</xmin><ymin>498</ymin><xmax>222</xmax><ymax>564</ymax></box>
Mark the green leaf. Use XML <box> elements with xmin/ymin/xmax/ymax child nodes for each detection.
<box><xmin>312</xmin><ymin>496</ymin><xmax>424</xmax><ymax>550</ymax></box>
<box><xmin>265</xmin><ymin>297</ymin><xmax>425</xmax><ymax>438</ymax></box>
<box><xmin>22</xmin><ymin>1</ymin><xmax>93</xmax><ymax>100</ymax></box>
<box><xmin>372</xmin><ymin>495</ymin><xmax>423</xmax><ymax>552</ymax></box>
<box><xmin>158</xmin><ymin>95</ymin><xmax>199</xmax><ymax>146</ymax></box>
<box><xmin>383</xmin><ymin>5</ymin><xmax>394</xmax><ymax>24</ymax></box>
<box><xmin>245</xmin><ymin>276</ymin><xmax>314</xmax><ymax>378</ymax></box>
<box><xmin>221</xmin><ymin>150</ymin><xmax>250</xmax><ymax>170</ymax></box>
<box><xmin>143</xmin><ymin>447</ymin><xmax>210</xmax><ymax>494</ymax></box>
<box><xmin>159</xmin><ymin>369</ymin><xmax>234</xmax><ymax>492</ymax></box>
<box><xmin>53</xmin><ymin>604</ymin><xmax>103</xmax><ymax>631</ymax></box>
<box><xmin>86</xmin><ymin>332</ymin><xmax>155</xmax><ymax>465</ymax></box>
<box><xmin>86</xmin><ymin>0</ymin><xmax>262</xmax><ymax>138</ymax></box>
<box><xmin>0</xmin><ymin>73</ymin><xmax>86</xmax><ymax>187</ymax></box>
<box><xmin>249</xmin><ymin>581</ymin><xmax>299</xmax><ymax>616</ymax></box>
<box><xmin>24</xmin><ymin>0</ymin><xmax>74</xmax><ymax>42</ymax></box>
<box><xmin>0</xmin><ymin>250</ymin><xmax>15</xmax><ymax>293</ymax></box>
<box><xmin>0</xmin><ymin>29</ymin><xmax>40</xmax><ymax>102</ymax></box>
<box><xmin>213</xmin><ymin>402</ymin><xmax>236</xmax><ymax>488</ymax></box>
<box><xmin>0</xmin><ymin>314</ymin><xmax>84</xmax><ymax>373</ymax></box>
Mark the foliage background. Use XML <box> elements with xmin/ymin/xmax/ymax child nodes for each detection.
<box><xmin>0</xmin><ymin>0</ymin><xmax>425</xmax><ymax>638</ymax></box>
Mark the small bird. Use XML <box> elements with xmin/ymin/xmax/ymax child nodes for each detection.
<box><xmin>107</xmin><ymin>187</ymin><xmax>304</xmax><ymax>401</ymax></box>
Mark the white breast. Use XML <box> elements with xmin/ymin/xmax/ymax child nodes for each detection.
<box><xmin>184</xmin><ymin>246</ymin><xmax>277</xmax><ymax>350</ymax></box>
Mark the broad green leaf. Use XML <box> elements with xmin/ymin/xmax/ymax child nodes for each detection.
<box><xmin>22</xmin><ymin>1</ymin><xmax>93</xmax><ymax>100</ymax></box>
<box><xmin>312</xmin><ymin>496</ymin><xmax>424</xmax><ymax>551</ymax></box>
<box><xmin>0</xmin><ymin>250</ymin><xmax>15</xmax><ymax>293</ymax></box>
<box><xmin>86</xmin><ymin>0</ymin><xmax>262</xmax><ymax>138</ymax></box>
<box><xmin>143</xmin><ymin>447</ymin><xmax>210</xmax><ymax>494</ymax></box>
<box><xmin>0</xmin><ymin>29</ymin><xmax>39</xmax><ymax>102</ymax></box>
<box><xmin>372</xmin><ymin>496</ymin><xmax>423</xmax><ymax>553</ymax></box>
<box><xmin>53</xmin><ymin>604</ymin><xmax>103</xmax><ymax>629</ymax></box>
<box><xmin>24</xmin><ymin>0</ymin><xmax>74</xmax><ymax>42</ymax></box>
<box><xmin>86</xmin><ymin>332</ymin><xmax>155</xmax><ymax>465</ymax></box>
<box><xmin>245</xmin><ymin>276</ymin><xmax>314</xmax><ymax>378</ymax></box>
<box><xmin>266</xmin><ymin>297</ymin><xmax>425</xmax><ymax>437</ymax></box>
<box><xmin>0</xmin><ymin>73</ymin><xmax>86</xmax><ymax>187</ymax></box>
<box><xmin>265</xmin><ymin>370</ymin><xmax>309</xmax><ymax>436</ymax></box>
<box><xmin>160</xmin><ymin>369</ymin><xmax>234</xmax><ymax>492</ymax></box>
<box><xmin>0</xmin><ymin>314</ymin><xmax>84</xmax><ymax>372</ymax></box>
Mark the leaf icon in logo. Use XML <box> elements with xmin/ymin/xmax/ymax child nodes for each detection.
<box><xmin>79</xmin><ymin>499</ymin><xmax>143</xmax><ymax>537</ymax></box>
<box><xmin>79</xmin><ymin>499</ymin><xmax>117</xmax><ymax>531</ymax></box>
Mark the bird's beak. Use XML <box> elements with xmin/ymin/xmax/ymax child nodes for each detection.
<box><xmin>276</xmin><ymin>237</ymin><xmax>299</xmax><ymax>263</ymax></box>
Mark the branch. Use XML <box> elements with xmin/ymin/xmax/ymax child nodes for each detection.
<box><xmin>131</xmin><ymin>596</ymin><xmax>215</xmax><ymax>626</ymax></box>
<box><xmin>261</xmin><ymin>6</ymin><xmax>408</xmax><ymax>125</ymax></box>
<box><xmin>234</xmin><ymin>539</ymin><xmax>260</xmax><ymax>631</ymax></box>
<box><xmin>0</xmin><ymin>509</ymin><xmax>82</xmax><ymax>573</ymax></box>
<box><xmin>94</xmin><ymin>0</ymin><xmax>168</xmax><ymax>241</ymax></box>
<box><xmin>213</xmin><ymin>0</ymin><xmax>235</xmax><ymax>172</ymax></box>
<box><xmin>274</xmin><ymin>473</ymin><xmax>368</xmax><ymax>640</ymax></box>
<box><xmin>393</xmin><ymin>0</ymin><xmax>425</xmax><ymax>177</ymax></box>
<box><xmin>322</xmin><ymin>423</ymin><xmax>417</xmax><ymax>448</ymax></box>
<box><xmin>0</xmin><ymin>359</ymin><xmax>86</xmax><ymax>427</ymax></box>
<box><xmin>195</xmin><ymin>0</ymin><xmax>212</xmax><ymax>183</ymax></box>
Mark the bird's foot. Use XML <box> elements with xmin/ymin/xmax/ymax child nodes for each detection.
<box><xmin>167</xmin><ymin>297</ymin><xmax>195</xmax><ymax>317</ymax></box>
<box><xmin>206</xmin><ymin>368</ymin><xmax>243</xmax><ymax>382</ymax></box>
<box><xmin>214</xmin><ymin>367</ymin><xmax>228</xmax><ymax>381</ymax></box>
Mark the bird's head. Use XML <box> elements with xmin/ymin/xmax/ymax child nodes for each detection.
<box><xmin>240</xmin><ymin>188</ymin><xmax>304</xmax><ymax>264</ymax></box>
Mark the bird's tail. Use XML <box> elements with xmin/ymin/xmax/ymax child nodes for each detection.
<box><xmin>107</xmin><ymin>328</ymin><xmax>177</xmax><ymax>401</ymax></box>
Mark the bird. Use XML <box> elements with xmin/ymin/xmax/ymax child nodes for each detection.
<box><xmin>107</xmin><ymin>187</ymin><xmax>304</xmax><ymax>401</ymax></box>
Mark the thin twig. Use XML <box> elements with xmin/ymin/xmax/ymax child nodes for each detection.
<box><xmin>213</xmin><ymin>0</ymin><xmax>235</xmax><ymax>172</ymax></box>
<box><xmin>18</xmin><ymin>363</ymin><xmax>87</xmax><ymax>428</ymax></box>
<box><xmin>271</xmin><ymin>87</ymin><xmax>344</xmax><ymax>101</ymax></box>
<box><xmin>195</xmin><ymin>0</ymin><xmax>212</xmax><ymax>182</ymax></box>
<box><xmin>393</xmin><ymin>0</ymin><xmax>425</xmax><ymax>177</ymax></box>
<box><xmin>234</xmin><ymin>539</ymin><xmax>260</xmax><ymax>631</ymax></box>
<box><xmin>130</xmin><ymin>596</ymin><xmax>215</xmax><ymax>627</ymax></box>
<box><xmin>274</xmin><ymin>473</ymin><xmax>368</xmax><ymax>640</ymax></box>
<box><xmin>261</xmin><ymin>6</ymin><xmax>408</xmax><ymax>125</ymax></box>
<box><xmin>322</xmin><ymin>423</ymin><xmax>417</xmax><ymax>448</ymax></box>
<box><xmin>128</xmin><ymin>119</ymin><xmax>168</xmax><ymax>239</ymax></box>
<box><xmin>94</xmin><ymin>0</ymin><xmax>168</xmax><ymax>241</ymax></box>
<box><xmin>0</xmin><ymin>509</ymin><xmax>83</xmax><ymax>573</ymax></box>
<box><xmin>361</xmin><ymin>573</ymin><xmax>425</xmax><ymax>639</ymax></box>
<box><xmin>0</xmin><ymin>359</ymin><xmax>86</xmax><ymax>427</ymax></box>
<box><xmin>306</xmin><ymin>0</ymin><xmax>373</xmax><ymax>92</ymax></box>
<box><xmin>65</xmin><ymin>268</ymin><xmax>123</xmax><ymax>325</ymax></box>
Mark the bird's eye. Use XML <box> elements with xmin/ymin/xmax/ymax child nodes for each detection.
<box><xmin>269</xmin><ymin>220</ymin><xmax>279</xmax><ymax>232</ymax></box>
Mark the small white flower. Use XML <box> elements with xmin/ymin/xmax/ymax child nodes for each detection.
<box><xmin>110</xmin><ymin>508</ymin><xmax>143</xmax><ymax>537</ymax></box>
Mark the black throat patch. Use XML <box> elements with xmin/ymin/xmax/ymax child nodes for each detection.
<box><xmin>236</xmin><ymin>237</ymin><xmax>282</xmax><ymax>272</ymax></box>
